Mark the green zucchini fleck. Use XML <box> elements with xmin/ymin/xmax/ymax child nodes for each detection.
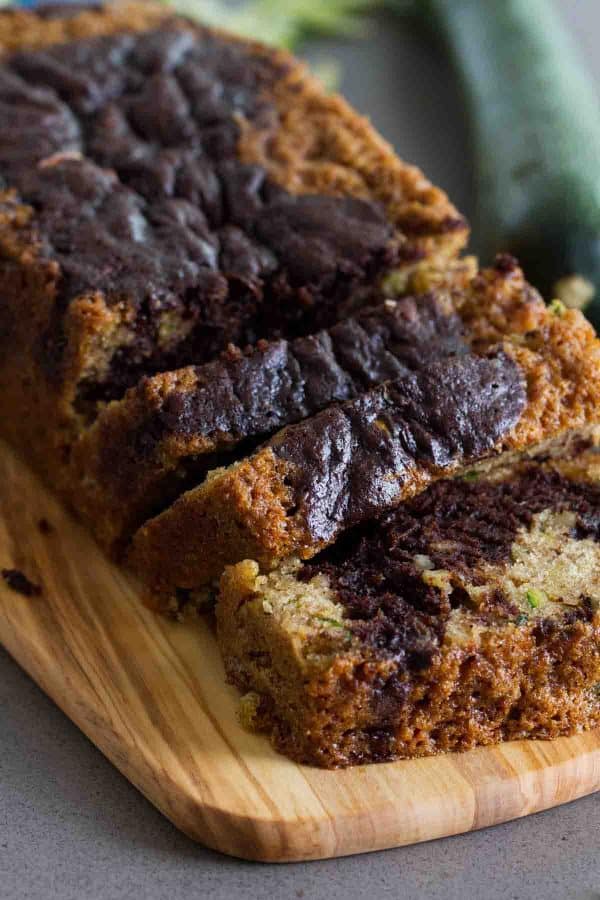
<box><xmin>526</xmin><ymin>588</ymin><xmax>547</xmax><ymax>609</ymax></box>
<box><xmin>314</xmin><ymin>615</ymin><xmax>350</xmax><ymax>632</ymax></box>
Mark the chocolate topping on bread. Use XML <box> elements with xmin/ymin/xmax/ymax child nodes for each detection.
<box><xmin>133</xmin><ymin>293</ymin><xmax>468</xmax><ymax>449</ymax></box>
<box><xmin>126</xmin><ymin>250</ymin><xmax>600</xmax><ymax>605</ymax></box>
<box><xmin>0</xmin><ymin>2</ymin><xmax>467</xmax><ymax>511</ymax></box>
<box><xmin>272</xmin><ymin>352</ymin><xmax>526</xmax><ymax>543</ymax></box>
<box><xmin>0</xmin><ymin>26</ymin><xmax>402</xmax><ymax>404</ymax></box>
<box><xmin>127</xmin><ymin>345</ymin><xmax>537</xmax><ymax>596</ymax></box>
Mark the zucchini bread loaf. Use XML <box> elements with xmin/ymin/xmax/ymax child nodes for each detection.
<box><xmin>0</xmin><ymin>0</ymin><xmax>466</xmax><ymax>488</ymax></box>
<box><xmin>217</xmin><ymin>445</ymin><xmax>600</xmax><ymax>767</ymax></box>
<box><xmin>2</xmin><ymin>2</ymin><xmax>600</xmax><ymax>770</ymax></box>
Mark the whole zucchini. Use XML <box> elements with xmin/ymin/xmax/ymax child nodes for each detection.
<box><xmin>403</xmin><ymin>0</ymin><xmax>600</xmax><ymax>325</ymax></box>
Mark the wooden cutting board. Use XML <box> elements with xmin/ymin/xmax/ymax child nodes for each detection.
<box><xmin>1</xmin><ymin>440</ymin><xmax>600</xmax><ymax>862</ymax></box>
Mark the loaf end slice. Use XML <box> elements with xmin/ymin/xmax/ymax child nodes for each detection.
<box><xmin>217</xmin><ymin>448</ymin><xmax>600</xmax><ymax>767</ymax></box>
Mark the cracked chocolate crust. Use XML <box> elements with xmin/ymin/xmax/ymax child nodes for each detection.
<box><xmin>71</xmin><ymin>292</ymin><xmax>468</xmax><ymax>551</ymax></box>
<box><xmin>0</xmin><ymin>1</ymin><xmax>466</xmax><ymax>488</ymax></box>
<box><xmin>216</xmin><ymin>449</ymin><xmax>600</xmax><ymax>767</ymax></box>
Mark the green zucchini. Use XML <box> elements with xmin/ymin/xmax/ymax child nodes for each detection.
<box><xmin>163</xmin><ymin>0</ymin><xmax>374</xmax><ymax>49</ymax></box>
<box><xmin>401</xmin><ymin>0</ymin><xmax>600</xmax><ymax>326</ymax></box>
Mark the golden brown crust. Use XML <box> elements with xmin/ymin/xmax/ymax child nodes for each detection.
<box><xmin>236</xmin><ymin>48</ymin><xmax>468</xmax><ymax>267</ymax></box>
<box><xmin>457</xmin><ymin>259</ymin><xmax>600</xmax><ymax>449</ymax></box>
<box><xmin>129</xmin><ymin>447</ymin><xmax>427</xmax><ymax>599</ymax></box>
<box><xmin>0</xmin><ymin>1</ymin><xmax>170</xmax><ymax>54</ymax></box>
<box><xmin>0</xmin><ymin>3</ymin><xmax>173</xmax><ymax>480</ymax></box>
<box><xmin>219</xmin><ymin>562</ymin><xmax>600</xmax><ymax>767</ymax></box>
<box><xmin>0</xmin><ymin>191</ymin><xmax>68</xmax><ymax>476</ymax></box>
<box><xmin>68</xmin><ymin>366</ymin><xmax>207</xmax><ymax>551</ymax></box>
<box><xmin>130</xmin><ymin>450</ymin><xmax>296</xmax><ymax>594</ymax></box>
<box><xmin>0</xmin><ymin>184</ymin><xmax>139</xmax><ymax>480</ymax></box>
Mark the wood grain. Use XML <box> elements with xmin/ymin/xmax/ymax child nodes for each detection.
<box><xmin>1</xmin><ymin>439</ymin><xmax>599</xmax><ymax>862</ymax></box>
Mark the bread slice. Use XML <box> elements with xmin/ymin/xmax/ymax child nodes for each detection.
<box><xmin>217</xmin><ymin>445</ymin><xmax>600</xmax><ymax>767</ymax></box>
<box><xmin>0</xmin><ymin>1</ymin><xmax>466</xmax><ymax>492</ymax></box>
<box><xmin>128</xmin><ymin>259</ymin><xmax>600</xmax><ymax>608</ymax></box>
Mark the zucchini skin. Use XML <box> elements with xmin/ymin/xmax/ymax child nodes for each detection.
<box><xmin>411</xmin><ymin>0</ymin><xmax>600</xmax><ymax>325</ymax></box>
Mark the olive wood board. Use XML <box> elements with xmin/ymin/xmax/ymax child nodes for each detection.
<box><xmin>1</xmin><ymin>440</ymin><xmax>599</xmax><ymax>862</ymax></box>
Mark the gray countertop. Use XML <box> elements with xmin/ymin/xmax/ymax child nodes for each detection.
<box><xmin>3</xmin><ymin>3</ymin><xmax>600</xmax><ymax>898</ymax></box>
